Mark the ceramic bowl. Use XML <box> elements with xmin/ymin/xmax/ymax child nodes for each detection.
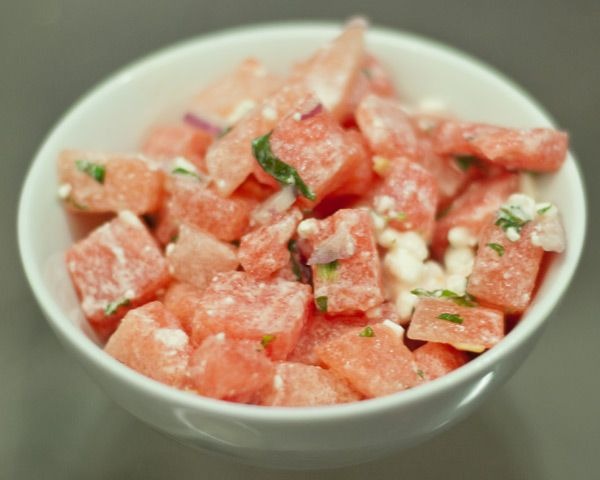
<box><xmin>18</xmin><ymin>22</ymin><xmax>586</xmax><ymax>469</ymax></box>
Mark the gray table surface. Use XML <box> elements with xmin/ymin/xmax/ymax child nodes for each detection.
<box><xmin>2</xmin><ymin>1</ymin><xmax>599</xmax><ymax>478</ymax></box>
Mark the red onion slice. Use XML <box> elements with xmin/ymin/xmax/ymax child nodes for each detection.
<box><xmin>251</xmin><ymin>185</ymin><xmax>297</xmax><ymax>226</ymax></box>
<box><xmin>307</xmin><ymin>223</ymin><xmax>356</xmax><ymax>265</ymax></box>
<box><xmin>300</xmin><ymin>103</ymin><xmax>323</xmax><ymax>121</ymax></box>
<box><xmin>183</xmin><ymin>112</ymin><xmax>223</xmax><ymax>136</ymax></box>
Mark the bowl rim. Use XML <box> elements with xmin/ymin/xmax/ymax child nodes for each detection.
<box><xmin>18</xmin><ymin>20</ymin><xmax>587</xmax><ymax>423</ymax></box>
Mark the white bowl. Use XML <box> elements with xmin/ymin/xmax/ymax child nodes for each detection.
<box><xmin>18</xmin><ymin>22</ymin><xmax>586</xmax><ymax>470</ymax></box>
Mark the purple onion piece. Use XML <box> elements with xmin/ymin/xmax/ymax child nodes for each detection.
<box><xmin>300</xmin><ymin>103</ymin><xmax>323</xmax><ymax>121</ymax></box>
<box><xmin>183</xmin><ymin>112</ymin><xmax>223</xmax><ymax>136</ymax></box>
<box><xmin>307</xmin><ymin>225</ymin><xmax>356</xmax><ymax>265</ymax></box>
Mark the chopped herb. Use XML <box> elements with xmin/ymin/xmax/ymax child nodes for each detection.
<box><xmin>315</xmin><ymin>296</ymin><xmax>328</xmax><ymax>312</ymax></box>
<box><xmin>454</xmin><ymin>155</ymin><xmax>478</xmax><ymax>171</ymax></box>
<box><xmin>170</xmin><ymin>233</ymin><xmax>179</xmax><ymax>243</ymax></box>
<box><xmin>495</xmin><ymin>207</ymin><xmax>530</xmax><ymax>234</ymax></box>
<box><xmin>252</xmin><ymin>132</ymin><xmax>316</xmax><ymax>201</ymax></box>
<box><xmin>261</xmin><ymin>334</ymin><xmax>276</xmax><ymax>348</ymax></box>
<box><xmin>172</xmin><ymin>167</ymin><xmax>201</xmax><ymax>179</ymax></box>
<box><xmin>411</xmin><ymin>288</ymin><xmax>476</xmax><ymax>307</ymax></box>
<box><xmin>316</xmin><ymin>260</ymin><xmax>339</xmax><ymax>281</ymax></box>
<box><xmin>218</xmin><ymin>125</ymin><xmax>233</xmax><ymax>138</ymax></box>
<box><xmin>486</xmin><ymin>242</ymin><xmax>505</xmax><ymax>256</ymax></box>
<box><xmin>537</xmin><ymin>204</ymin><xmax>552</xmax><ymax>215</ymax></box>
<box><xmin>437</xmin><ymin>312</ymin><xmax>464</xmax><ymax>324</ymax></box>
<box><xmin>416</xmin><ymin>369</ymin><xmax>425</xmax><ymax>379</ymax></box>
<box><xmin>75</xmin><ymin>159</ymin><xmax>105</xmax><ymax>183</ymax></box>
<box><xmin>358</xmin><ymin>325</ymin><xmax>375</xmax><ymax>337</ymax></box>
<box><xmin>287</xmin><ymin>239</ymin><xmax>302</xmax><ymax>281</ymax></box>
<box><xmin>104</xmin><ymin>297</ymin><xmax>131</xmax><ymax>316</ymax></box>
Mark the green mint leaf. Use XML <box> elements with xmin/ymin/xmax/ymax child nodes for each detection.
<box><xmin>261</xmin><ymin>334</ymin><xmax>276</xmax><ymax>348</ymax></box>
<box><xmin>410</xmin><ymin>288</ymin><xmax>476</xmax><ymax>307</ymax></box>
<box><xmin>287</xmin><ymin>239</ymin><xmax>303</xmax><ymax>281</ymax></box>
<box><xmin>104</xmin><ymin>297</ymin><xmax>131</xmax><ymax>316</ymax></box>
<box><xmin>495</xmin><ymin>207</ymin><xmax>529</xmax><ymax>234</ymax></box>
<box><xmin>358</xmin><ymin>325</ymin><xmax>375</xmax><ymax>337</ymax></box>
<box><xmin>537</xmin><ymin>204</ymin><xmax>552</xmax><ymax>215</ymax></box>
<box><xmin>252</xmin><ymin>132</ymin><xmax>316</xmax><ymax>201</ymax></box>
<box><xmin>315</xmin><ymin>296</ymin><xmax>328</xmax><ymax>312</ymax></box>
<box><xmin>416</xmin><ymin>369</ymin><xmax>425</xmax><ymax>379</ymax></box>
<box><xmin>76</xmin><ymin>159</ymin><xmax>105</xmax><ymax>184</ymax></box>
<box><xmin>486</xmin><ymin>242</ymin><xmax>505</xmax><ymax>256</ymax></box>
<box><xmin>316</xmin><ymin>260</ymin><xmax>339</xmax><ymax>281</ymax></box>
<box><xmin>454</xmin><ymin>155</ymin><xmax>478</xmax><ymax>172</ymax></box>
<box><xmin>437</xmin><ymin>313</ymin><xmax>464</xmax><ymax>324</ymax></box>
<box><xmin>171</xmin><ymin>167</ymin><xmax>201</xmax><ymax>179</ymax></box>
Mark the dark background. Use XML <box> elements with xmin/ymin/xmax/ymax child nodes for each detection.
<box><xmin>2</xmin><ymin>1</ymin><xmax>598</xmax><ymax>478</ymax></box>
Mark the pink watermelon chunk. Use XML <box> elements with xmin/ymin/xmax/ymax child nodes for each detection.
<box><xmin>304</xmin><ymin>208</ymin><xmax>384</xmax><ymax>314</ymax></box>
<box><xmin>269</xmin><ymin>95</ymin><xmax>367</xmax><ymax>206</ymax></box>
<box><xmin>432</xmin><ymin>173</ymin><xmax>519</xmax><ymax>258</ymax></box>
<box><xmin>162</xmin><ymin>282</ymin><xmax>205</xmax><ymax>340</ymax></box>
<box><xmin>290</xmin><ymin>18</ymin><xmax>365</xmax><ymax>120</ymax></box>
<box><xmin>141</xmin><ymin>123</ymin><xmax>213</xmax><ymax>172</ymax></box>
<box><xmin>194</xmin><ymin>271</ymin><xmax>311</xmax><ymax>360</ymax></box>
<box><xmin>407</xmin><ymin>298</ymin><xmax>504</xmax><ymax>352</ymax></box>
<box><xmin>57</xmin><ymin>150</ymin><xmax>163</xmax><ymax>214</ymax></box>
<box><xmin>432</xmin><ymin>120</ymin><xmax>568</xmax><ymax>172</ymax></box>
<box><xmin>467</xmin><ymin>222</ymin><xmax>544</xmax><ymax>313</ymax></box>
<box><xmin>287</xmin><ymin>312</ymin><xmax>368</xmax><ymax>366</ymax></box>
<box><xmin>166</xmin><ymin>223</ymin><xmax>239</xmax><ymax>290</ymax></box>
<box><xmin>372</xmin><ymin>157</ymin><xmax>439</xmax><ymax>239</ymax></box>
<box><xmin>259</xmin><ymin>362</ymin><xmax>361</xmax><ymax>406</ymax></box>
<box><xmin>355</xmin><ymin>94</ymin><xmax>419</xmax><ymax>159</ymax></box>
<box><xmin>414</xmin><ymin>342</ymin><xmax>470</xmax><ymax>381</ymax></box>
<box><xmin>327</xmin><ymin>129</ymin><xmax>374</xmax><ymax>198</ymax></box>
<box><xmin>205</xmin><ymin>82</ymin><xmax>310</xmax><ymax>197</ymax></box>
<box><xmin>154</xmin><ymin>177</ymin><xmax>255</xmax><ymax>244</ymax></box>
<box><xmin>104</xmin><ymin>302</ymin><xmax>190</xmax><ymax>387</ymax></box>
<box><xmin>239</xmin><ymin>208</ymin><xmax>302</xmax><ymax>279</ymax></box>
<box><xmin>190</xmin><ymin>57</ymin><xmax>282</xmax><ymax>123</ymax></box>
<box><xmin>66</xmin><ymin>211</ymin><xmax>170</xmax><ymax>338</ymax></box>
<box><xmin>317</xmin><ymin>322</ymin><xmax>421</xmax><ymax>398</ymax></box>
<box><xmin>188</xmin><ymin>334</ymin><xmax>274</xmax><ymax>402</ymax></box>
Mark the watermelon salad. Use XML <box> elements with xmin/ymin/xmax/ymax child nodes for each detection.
<box><xmin>58</xmin><ymin>19</ymin><xmax>568</xmax><ymax>407</ymax></box>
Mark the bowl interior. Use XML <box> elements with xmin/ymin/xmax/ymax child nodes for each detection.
<box><xmin>18</xmin><ymin>22</ymin><xmax>586</xmax><ymax>417</ymax></box>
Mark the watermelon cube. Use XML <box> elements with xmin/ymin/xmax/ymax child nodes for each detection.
<box><xmin>141</xmin><ymin>123</ymin><xmax>213</xmax><ymax>172</ymax></box>
<box><xmin>372</xmin><ymin>157</ymin><xmax>439</xmax><ymax>239</ymax></box>
<box><xmin>238</xmin><ymin>208</ymin><xmax>302</xmax><ymax>279</ymax></box>
<box><xmin>66</xmin><ymin>211</ymin><xmax>170</xmax><ymax>338</ymax></box>
<box><xmin>432</xmin><ymin>173</ymin><xmax>519</xmax><ymax>258</ymax></box>
<box><xmin>432</xmin><ymin>120</ymin><xmax>568</xmax><ymax>172</ymax></box>
<box><xmin>195</xmin><ymin>271</ymin><xmax>311</xmax><ymax>360</ymax></box>
<box><xmin>162</xmin><ymin>282</ymin><xmax>205</xmax><ymax>338</ymax></box>
<box><xmin>205</xmin><ymin>82</ymin><xmax>310</xmax><ymax>196</ymax></box>
<box><xmin>154</xmin><ymin>177</ymin><xmax>254</xmax><ymax>244</ymax></box>
<box><xmin>57</xmin><ymin>150</ymin><xmax>163</xmax><ymax>214</ymax></box>
<box><xmin>287</xmin><ymin>312</ymin><xmax>368</xmax><ymax>366</ymax></box>
<box><xmin>355</xmin><ymin>94</ymin><xmax>419</xmax><ymax>159</ymax></box>
<box><xmin>407</xmin><ymin>298</ymin><xmax>504</xmax><ymax>352</ymax></box>
<box><xmin>259</xmin><ymin>362</ymin><xmax>361</xmax><ymax>407</ymax></box>
<box><xmin>467</xmin><ymin>222</ymin><xmax>544</xmax><ymax>313</ymax></box>
<box><xmin>190</xmin><ymin>57</ymin><xmax>282</xmax><ymax>123</ymax></box>
<box><xmin>269</xmin><ymin>95</ymin><xmax>367</xmax><ymax>206</ymax></box>
<box><xmin>290</xmin><ymin>18</ymin><xmax>365</xmax><ymax>120</ymax></box>
<box><xmin>188</xmin><ymin>334</ymin><xmax>274</xmax><ymax>402</ymax></box>
<box><xmin>104</xmin><ymin>302</ymin><xmax>190</xmax><ymax>387</ymax></box>
<box><xmin>303</xmin><ymin>208</ymin><xmax>384</xmax><ymax>314</ymax></box>
<box><xmin>414</xmin><ymin>342</ymin><xmax>470</xmax><ymax>381</ymax></box>
<box><xmin>327</xmin><ymin>129</ymin><xmax>374</xmax><ymax>198</ymax></box>
<box><xmin>317</xmin><ymin>322</ymin><xmax>421</xmax><ymax>398</ymax></box>
<box><xmin>166</xmin><ymin>223</ymin><xmax>239</xmax><ymax>290</ymax></box>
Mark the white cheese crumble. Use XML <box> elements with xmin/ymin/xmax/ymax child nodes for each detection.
<box><xmin>292</xmin><ymin>112</ymin><xmax>302</xmax><ymax>121</ymax></box>
<box><xmin>382</xmin><ymin>319</ymin><xmax>405</xmax><ymax>337</ymax></box>
<box><xmin>297</xmin><ymin>219</ymin><xmax>319</xmax><ymax>238</ymax></box>
<box><xmin>214</xmin><ymin>332</ymin><xmax>226</xmax><ymax>342</ymax></box>
<box><xmin>118</xmin><ymin>210</ymin><xmax>142</xmax><ymax>228</ymax></box>
<box><xmin>273</xmin><ymin>374</ymin><xmax>284</xmax><ymax>390</ymax></box>
<box><xmin>444</xmin><ymin>246</ymin><xmax>475</xmax><ymax>277</ymax></box>
<box><xmin>57</xmin><ymin>183</ymin><xmax>72</xmax><ymax>199</ymax></box>
<box><xmin>154</xmin><ymin>328</ymin><xmax>188</xmax><ymax>349</ymax></box>
<box><xmin>506</xmin><ymin>226</ymin><xmax>521</xmax><ymax>242</ymax></box>
<box><xmin>373</xmin><ymin>195</ymin><xmax>396</xmax><ymax>215</ymax></box>
<box><xmin>227</xmin><ymin>99</ymin><xmax>257</xmax><ymax>124</ymax></box>
<box><xmin>448</xmin><ymin>227</ymin><xmax>477</xmax><ymax>248</ymax></box>
<box><xmin>261</xmin><ymin>105</ymin><xmax>277</xmax><ymax>121</ymax></box>
<box><xmin>165</xmin><ymin>243</ymin><xmax>176</xmax><ymax>256</ymax></box>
